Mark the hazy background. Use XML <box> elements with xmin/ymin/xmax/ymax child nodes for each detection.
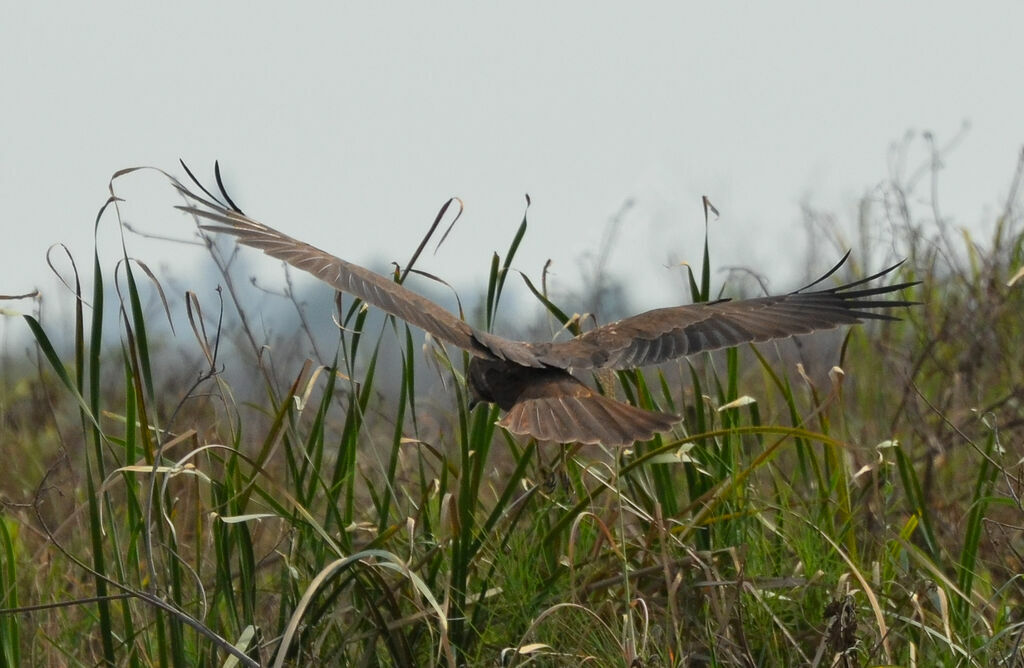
<box><xmin>3</xmin><ymin>3</ymin><xmax>1023</xmax><ymax>346</ymax></box>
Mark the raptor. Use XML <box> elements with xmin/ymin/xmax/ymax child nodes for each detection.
<box><xmin>173</xmin><ymin>171</ymin><xmax>917</xmax><ymax>446</ymax></box>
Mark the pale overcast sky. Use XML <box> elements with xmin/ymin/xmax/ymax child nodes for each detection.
<box><xmin>3</xmin><ymin>3</ymin><xmax>1022</xmax><ymax>334</ymax></box>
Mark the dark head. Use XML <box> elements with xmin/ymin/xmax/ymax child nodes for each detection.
<box><xmin>467</xmin><ymin>357</ymin><xmax>498</xmax><ymax>408</ymax></box>
<box><xmin>467</xmin><ymin>357</ymin><xmax>525</xmax><ymax>410</ymax></box>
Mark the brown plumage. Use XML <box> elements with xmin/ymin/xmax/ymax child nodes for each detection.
<box><xmin>172</xmin><ymin>171</ymin><xmax>918</xmax><ymax>446</ymax></box>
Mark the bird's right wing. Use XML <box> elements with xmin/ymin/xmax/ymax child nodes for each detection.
<box><xmin>527</xmin><ymin>255</ymin><xmax>919</xmax><ymax>370</ymax></box>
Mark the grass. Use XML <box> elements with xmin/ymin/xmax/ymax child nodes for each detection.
<box><xmin>2</xmin><ymin>144</ymin><xmax>1024</xmax><ymax>666</ymax></box>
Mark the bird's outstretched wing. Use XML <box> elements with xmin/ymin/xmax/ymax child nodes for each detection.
<box><xmin>173</xmin><ymin>182</ymin><xmax>532</xmax><ymax>362</ymax></box>
<box><xmin>524</xmin><ymin>255</ymin><xmax>919</xmax><ymax>370</ymax></box>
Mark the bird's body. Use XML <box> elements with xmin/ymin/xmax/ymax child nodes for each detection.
<box><xmin>173</xmin><ymin>171</ymin><xmax>917</xmax><ymax>446</ymax></box>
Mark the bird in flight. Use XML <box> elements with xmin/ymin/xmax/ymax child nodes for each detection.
<box><xmin>172</xmin><ymin>169</ymin><xmax>917</xmax><ymax>446</ymax></box>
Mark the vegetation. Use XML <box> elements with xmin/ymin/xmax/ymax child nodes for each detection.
<box><xmin>2</xmin><ymin>144</ymin><xmax>1024</xmax><ymax>666</ymax></box>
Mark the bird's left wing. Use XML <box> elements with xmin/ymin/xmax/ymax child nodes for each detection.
<box><xmin>173</xmin><ymin>183</ymin><xmax>501</xmax><ymax>359</ymax></box>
